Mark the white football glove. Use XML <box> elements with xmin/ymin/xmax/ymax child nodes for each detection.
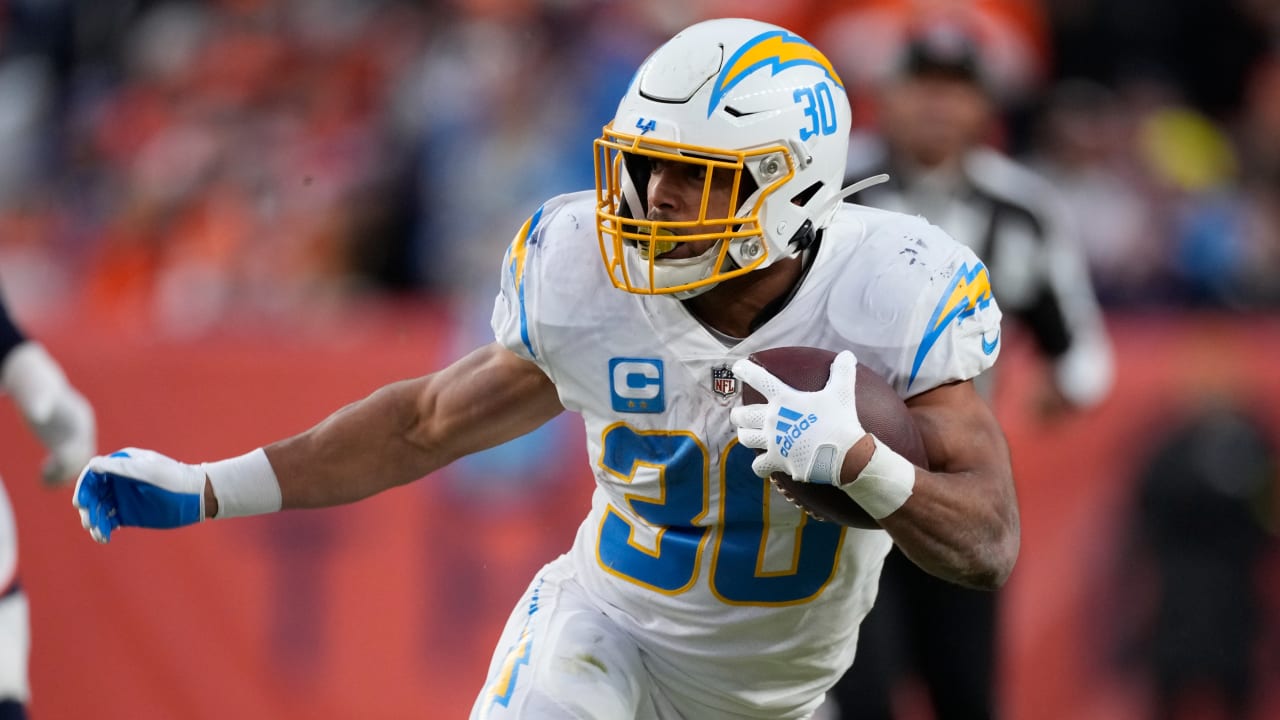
<box><xmin>73</xmin><ymin>448</ymin><xmax>207</xmax><ymax>544</ymax></box>
<box><xmin>729</xmin><ymin>350</ymin><xmax>867</xmax><ymax>485</ymax></box>
<box><xmin>1</xmin><ymin>341</ymin><xmax>97</xmax><ymax>486</ymax></box>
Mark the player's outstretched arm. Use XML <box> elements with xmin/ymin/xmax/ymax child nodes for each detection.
<box><xmin>879</xmin><ymin>380</ymin><xmax>1019</xmax><ymax>590</ymax></box>
<box><xmin>266</xmin><ymin>342</ymin><xmax>562</xmax><ymax>511</ymax></box>
<box><xmin>74</xmin><ymin>343</ymin><xmax>563</xmax><ymax>542</ymax></box>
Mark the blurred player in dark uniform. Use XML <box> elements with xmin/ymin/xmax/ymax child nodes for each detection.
<box><xmin>0</xmin><ymin>290</ymin><xmax>96</xmax><ymax>720</ymax></box>
<box><xmin>1123</xmin><ymin>397</ymin><xmax>1276</xmax><ymax>720</ymax></box>
<box><xmin>832</xmin><ymin>24</ymin><xmax>1114</xmax><ymax>720</ymax></box>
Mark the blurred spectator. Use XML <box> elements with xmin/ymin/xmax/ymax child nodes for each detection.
<box><xmin>1136</xmin><ymin>102</ymin><xmax>1243</xmax><ymax>308</ymax></box>
<box><xmin>1122</xmin><ymin>85</ymin><xmax>1280</xmax><ymax>309</ymax></box>
<box><xmin>828</xmin><ymin>21</ymin><xmax>1114</xmax><ymax>720</ymax></box>
<box><xmin>1116</xmin><ymin>396</ymin><xmax>1277</xmax><ymax>720</ymax></box>
<box><xmin>1232</xmin><ymin>50</ymin><xmax>1280</xmax><ymax>306</ymax></box>
<box><xmin>1028</xmin><ymin>80</ymin><xmax>1163</xmax><ymax>305</ymax></box>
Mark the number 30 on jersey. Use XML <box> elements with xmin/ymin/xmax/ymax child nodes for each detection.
<box><xmin>595</xmin><ymin>423</ymin><xmax>846</xmax><ymax>606</ymax></box>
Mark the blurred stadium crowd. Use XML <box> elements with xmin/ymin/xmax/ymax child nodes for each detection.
<box><xmin>0</xmin><ymin>0</ymin><xmax>1276</xmax><ymax>335</ymax></box>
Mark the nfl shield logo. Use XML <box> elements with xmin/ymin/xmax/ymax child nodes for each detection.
<box><xmin>711</xmin><ymin>365</ymin><xmax>738</xmax><ymax>398</ymax></box>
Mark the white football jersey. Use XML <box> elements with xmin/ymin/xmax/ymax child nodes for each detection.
<box><xmin>491</xmin><ymin>191</ymin><xmax>1001</xmax><ymax>717</ymax></box>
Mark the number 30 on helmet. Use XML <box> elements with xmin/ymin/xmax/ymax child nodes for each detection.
<box><xmin>594</xmin><ymin>18</ymin><xmax>853</xmax><ymax>298</ymax></box>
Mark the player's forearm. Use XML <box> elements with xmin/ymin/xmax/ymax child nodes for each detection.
<box><xmin>877</xmin><ymin>468</ymin><xmax>1020</xmax><ymax>590</ymax></box>
<box><xmin>264</xmin><ymin>378</ymin><xmax>447</xmax><ymax>511</ymax></box>
<box><xmin>840</xmin><ymin>384</ymin><xmax>1021</xmax><ymax>589</ymax></box>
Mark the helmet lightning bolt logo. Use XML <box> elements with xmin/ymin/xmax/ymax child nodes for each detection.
<box><xmin>707</xmin><ymin>30</ymin><xmax>844</xmax><ymax>117</ymax></box>
<box><xmin>909</xmin><ymin>263</ymin><xmax>994</xmax><ymax>388</ymax></box>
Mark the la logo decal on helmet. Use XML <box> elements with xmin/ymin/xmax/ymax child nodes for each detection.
<box><xmin>594</xmin><ymin>18</ymin><xmax>856</xmax><ymax>298</ymax></box>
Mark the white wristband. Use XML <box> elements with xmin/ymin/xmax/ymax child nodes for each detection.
<box><xmin>202</xmin><ymin>448</ymin><xmax>282</xmax><ymax>519</ymax></box>
<box><xmin>840</xmin><ymin>438</ymin><xmax>915</xmax><ymax>520</ymax></box>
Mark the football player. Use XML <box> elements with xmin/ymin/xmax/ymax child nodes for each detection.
<box><xmin>1</xmin><ymin>291</ymin><xmax>97</xmax><ymax>720</ymax></box>
<box><xmin>72</xmin><ymin>18</ymin><xmax>1018</xmax><ymax>720</ymax></box>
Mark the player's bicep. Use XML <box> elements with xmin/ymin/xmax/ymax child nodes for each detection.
<box><xmin>905</xmin><ymin>380</ymin><xmax>1011</xmax><ymax>483</ymax></box>
<box><xmin>416</xmin><ymin>342</ymin><xmax>563</xmax><ymax>462</ymax></box>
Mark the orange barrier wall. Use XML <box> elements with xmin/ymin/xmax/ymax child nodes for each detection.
<box><xmin>3</xmin><ymin>308</ymin><xmax>1279</xmax><ymax>719</ymax></box>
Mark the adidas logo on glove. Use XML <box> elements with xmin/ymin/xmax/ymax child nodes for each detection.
<box><xmin>775</xmin><ymin>407</ymin><xmax>819</xmax><ymax>458</ymax></box>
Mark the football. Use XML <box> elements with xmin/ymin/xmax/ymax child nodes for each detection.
<box><xmin>740</xmin><ymin>346</ymin><xmax>929</xmax><ymax>529</ymax></box>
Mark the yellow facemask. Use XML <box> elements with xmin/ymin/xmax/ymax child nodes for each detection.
<box><xmin>593</xmin><ymin>126</ymin><xmax>794</xmax><ymax>296</ymax></box>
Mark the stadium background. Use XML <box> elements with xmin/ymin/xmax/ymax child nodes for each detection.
<box><xmin>1</xmin><ymin>0</ymin><xmax>1278</xmax><ymax>718</ymax></box>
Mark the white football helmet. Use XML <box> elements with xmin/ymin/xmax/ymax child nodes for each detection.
<box><xmin>595</xmin><ymin>18</ymin><xmax>854</xmax><ymax>298</ymax></box>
